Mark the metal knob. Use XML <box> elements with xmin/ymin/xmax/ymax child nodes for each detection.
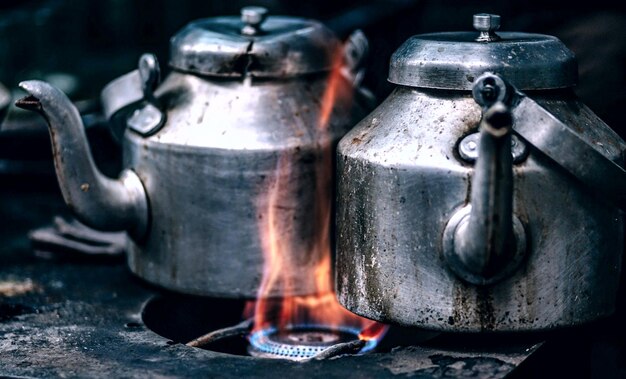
<box><xmin>241</xmin><ymin>6</ymin><xmax>268</xmax><ymax>35</ymax></box>
<box><xmin>473</xmin><ymin>13</ymin><xmax>501</xmax><ymax>42</ymax></box>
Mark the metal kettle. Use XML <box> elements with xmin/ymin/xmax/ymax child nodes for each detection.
<box><xmin>336</xmin><ymin>14</ymin><xmax>625</xmax><ymax>331</ymax></box>
<box><xmin>16</xmin><ymin>7</ymin><xmax>370</xmax><ymax>298</ymax></box>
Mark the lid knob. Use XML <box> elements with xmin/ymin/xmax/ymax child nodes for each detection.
<box><xmin>241</xmin><ymin>6</ymin><xmax>268</xmax><ymax>36</ymax></box>
<box><xmin>473</xmin><ymin>13</ymin><xmax>501</xmax><ymax>42</ymax></box>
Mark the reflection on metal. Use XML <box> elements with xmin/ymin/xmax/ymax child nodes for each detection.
<box><xmin>169</xmin><ymin>8</ymin><xmax>340</xmax><ymax>78</ymax></box>
<box><xmin>388</xmin><ymin>13</ymin><xmax>577</xmax><ymax>90</ymax></box>
<box><xmin>126</xmin><ymin>54</ymin><xmax>166</xmax><ymax>136</ymax></box>
<box><xmin>0</xmin><ymin>82</ymin><xmax>10</xmax><ymax>127</ymax></box>
<box><xmin>511</xmin><ymin>91</ymin><xmax>626</xmax><ymax>210</ymax></box>
<box><xmin>240</xmin><ymin>6</ymin><xmax>269</xmax><ymax>36</ymax></box>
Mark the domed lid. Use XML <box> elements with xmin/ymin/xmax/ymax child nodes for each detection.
<box><xmin>388</xmin><ymin>13</ymin><xmax>577</xmax><ymax>90</ymax></box>
<box><xmin>170</xmin><ymin>6</ymin><xmax>341</xmax><ymax>78</ymax></box>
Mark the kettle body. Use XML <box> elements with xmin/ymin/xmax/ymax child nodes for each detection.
<box><xmin>337</xmin><ymin>86</ymin><xmax>623</xmax><ymax>331</ymax></box>
<box><xmin>124</xmin><ymin>70</ymin><xmax>355</xmax><ymax>297</ymax></box>
<box><xmin>335</xmin><ymin>14</ymin><xmax>625</xmax><ymax>331</ymax></box>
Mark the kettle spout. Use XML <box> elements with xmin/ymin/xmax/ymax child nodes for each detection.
<box><xmin>16</xmin><ymin>80</ymin><xmax>149</xmax><ymax>239</ymax></box>
<box><xmin>443</xmin><ymin>98</ymin><xmax>526</xmax><ymax>285</ymax></box>
<box><xmin>456</xmin><ymin>104</ymin><xmax>515</xmax><ymax>275</ymax></box>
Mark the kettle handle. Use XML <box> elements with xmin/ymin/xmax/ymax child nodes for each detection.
<box><xmin>101</xmin><ymin>70</ymin><xmax>142</xmax><ymax>121</ymax></box>
<box><xmin>472</xmin><ymin>73</ymin><xmax>626</xmax><ymax>210</ymax></box>
<box><xmin>444</xmin><ymin>73</ymin><xmax>626</xmax><ymax>285</ymax></box>
<box><xmin>340</xmin><ymin>30</ymin><xmax>377</xmax><ymax>110</ymax></box>
<box><xmin>511</xmin><ymin>88</ymin><xmax>626</xmax><ymax>210</ymax></box>
<box><xmin>101</xmin><ymin>53</ymin><xmax>166</xmax><ymax>140</ymax></box>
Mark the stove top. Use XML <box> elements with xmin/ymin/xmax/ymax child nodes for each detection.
<box><xmin>0</xmin><ymin>189</ymin><xmax>603</xmax><ymax>378</ymax></box>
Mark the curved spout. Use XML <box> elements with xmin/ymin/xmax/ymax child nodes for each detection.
<box><xmin>454</xmin><ymin>103</ymin><xmax>514</xmax><ymax>277</ymax></box>
<box><xmin>16</xmin><ymin>80</ymin><xmax>149</xmax><ymax>239</ymax></box>
<box><xmin>443</xmin><ymin>74</ymin><xmax>527</xmax><ymax>285</ymax></box>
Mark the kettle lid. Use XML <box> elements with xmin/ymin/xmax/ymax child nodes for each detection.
<box><xmin>388</xmin><ymin>14</ymin><xmax>577</xmax><ymax>90</ymax></box>
<box><xmin>169</xmin><ymin>6</ymin><xmax>341</xmax><ymax>78</ymax></box>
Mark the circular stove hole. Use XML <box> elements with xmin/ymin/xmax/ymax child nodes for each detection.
<box><xmin>141</xmin><ymin>295</ymin><xmax>367</xmax><ymax>359</ymax></box>
<box><xmin>141</xmin><ymin>295</ymin><xmax>436</xmax><ymax>359</ymax></box>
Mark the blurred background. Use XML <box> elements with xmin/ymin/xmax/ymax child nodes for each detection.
<box><xmin>0</xmin><ymin>0</ymin><xmax>624</xmax><ymax>185</ymax></box>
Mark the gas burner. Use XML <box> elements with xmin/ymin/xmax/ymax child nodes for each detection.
<box><xmin>248</xmin><ymin>325</ymin><xmax>374</xmax><ymax>361</ymax></box>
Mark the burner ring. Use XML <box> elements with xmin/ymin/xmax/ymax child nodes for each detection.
<box><xmin>248</xmin><ymin>325</ymin><xmax>375</xmax><ymax>361</ymax></box>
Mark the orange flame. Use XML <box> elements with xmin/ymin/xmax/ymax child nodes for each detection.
<box><xmin>247</xmin><ymin>44</ymin><xmax>387</xmax><ymax>344</ymax></box>
<box><xmin>318</xmin><ymin>46</ymin><xmax>349</xmax><ymax>132</ymax></box>
<box><xmin>358</xmin><ymin>322</ymin><xmax>389</xmax><ymax>341</ymax></box>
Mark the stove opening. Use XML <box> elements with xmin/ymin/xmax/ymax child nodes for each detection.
<box><xmin>141</xmin><ymin>295</ymin><xmax>435</xmax><ymax>360</ymax></box>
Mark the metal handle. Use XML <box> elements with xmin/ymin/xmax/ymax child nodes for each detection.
<box><xmin>445</xmin><ymin>71</ymin><xmax>626</xmax><ymax>285</ymax></box>
<box><xmin>341</xmin><ymin>30</ymin><xmax>377</xmax><ymax>111</ymax></box>
<box><xmin>512</xmin><ymin>94</ymin><xmax>626</xmax><ymax>210</ymax></box>
<box><xmin>100</xmin><ymin>53</ymin><xmax>166</xmax><ymax>138</ymax></box>
<box><xmin>474</xmin><ymin>73</ymin><xmax>626</xmax><ymax>210</ymax></box>
<box><xmin>138</xmin><ymin>53</ymin><xmax>160</xmax><ymax>101</ymax></box>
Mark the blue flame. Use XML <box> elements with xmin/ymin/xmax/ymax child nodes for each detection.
<box><xmin>248</xmin><ymin>324</ymin><xmax>380</xmax><ymax>360</ymax></box>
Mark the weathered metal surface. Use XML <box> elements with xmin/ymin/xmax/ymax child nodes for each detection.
<box><xmin>388</xmin><ymin>14</ymin><xmax>577</xmax><ymax>90</ymax></box>
<box><xmin>336</xmin><ymin>85</ymin><xmax>623</xmax><ymax>331</ymax></box>
<box><xmin>121</xmin><ymin>70</ymin><xmax>356</xmax><ymax>298</ymax></box>
<box><xmin>169</xmin><ymin>8</ymin><xmax>340</xmax><ymax>78</ymax></box>
<box><xmin>336</xmin><ymin>14</ymin><xmax>624</xmax><ymax>332</ymax></box>
<box><xmin>0</xmin><ymin>191</ymin><xmax>541</xmax><ymax>378</ymax></box>
<box><xmin>511</xmin><ymin>92</ymin><xmax>626</xmax><ymax>209</ymax></box>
